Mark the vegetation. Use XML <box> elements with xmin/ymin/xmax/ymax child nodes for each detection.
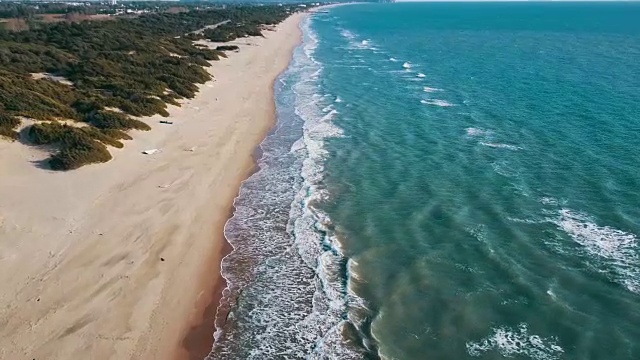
<box><xmin>216</xmin><ymin>45</ymin><xmax>240</xmax><ymax>52</ymax></box>
<box><xmin>0</xmin><ymin>3</ymin><xmax>302</xmax><ymax>169</ymax></box>
<box><xmin>0</xmin><ymin>113</ymin><xmax>20</xmax><ymax>140</ymax></box>
<box><xmin>204</xmin><ymin>22</ymin><xmax>262</xmax><ymax>42</ymax></box>
<box><xmin>29</xmin><ymin>122</ymin><xmax>113</xmax><ymax>170</ymax></box>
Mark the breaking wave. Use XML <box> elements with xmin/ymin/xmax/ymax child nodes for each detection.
<box><xmin>421</xmin><ymin>99</ymin><xmax>455</xmax><ymax>107</ymax></box>
<box><xmin>465</xmin><ymin>127</ymin><xmax>492</xmax><ymax>137</ymax></box>
<box><xmin>210</xmin><ymin>16</ymin><xmax>369</xmax><ymax>359</ymax></box>
<box><xmin>552</xmin><ymin>209</ymin><xmax>640</xmax><ymax>294</ymax></box>
<box><xmin>467</xmin><ymin>323</ymin><xmax>564</xmax><ymax>360</ymax></box>
<box><xmin>423</xmin><ymin>86</ymin><xmax>442</xmax><ymax>93</ymax></box>
<box><xmin>479</xmin><ymin>142</ymin><xmax>522</xmax><ymax>150</ymax></box>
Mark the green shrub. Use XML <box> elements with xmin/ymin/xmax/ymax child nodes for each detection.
<box><xmin>159</xmin><ymin>93</ymin><xmax>180</xmax><ymax>106</ymax></box>
<box><xmin>216</xmin><ymin>45</ymin><xmax>239</xmax><ymax>52</ymax></box>
<box><xmin>29</xmin><ymin>122</ymin><xmax>66</xmax><ymax>145</ymax></box>
<box><xmin>190</xmin><ymin>56</ymin><xmax>210</xmax><ymax>67</ymax></box>
<box><xmin>0</xmin><ymin>127</ymin><xmax>19</xmax><ymax>140</ymax></box>
<box><xmin>83</xmin><ymin>127</ymin><xmax>124</xmax><ymax>148</ymax></box>
<box><xmin>28</xmin><ymin>122</ymin><xmax>115</xmax><ymax>170</ymax></box>
<box><xmin>100</xmin><ymin>128</ymin><xmax>132</xmax><ymax>141</ymax></box>
<box><xmin>0</xmin><ymin>113</ymin><xmax>21</xmax><ymax>129</ymax></box>
<box><xmin>72</xmin><ymin>98</ymin><xmax>104</xmax><ymax>114</ymax></box>
<box><xmin>88</xmin><ymin>110</ymin><xmax>151</xmax><ymax>131</ymax></box>
<box><xmin>49</xmin><ymin>139</ymin><xmax>112</xmax><ymax>170</ymax></box>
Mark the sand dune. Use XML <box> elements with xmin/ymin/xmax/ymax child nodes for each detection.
<box><xmin>0</xmin><ymin>12</ymin><xmax>304</xmax><ymax>360</ymax></box>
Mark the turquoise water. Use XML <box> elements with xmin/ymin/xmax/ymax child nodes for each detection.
<box><xmin>210</xmin><ymin>3</ymin><xmax>640</xmax><ymax>359</ymax></box>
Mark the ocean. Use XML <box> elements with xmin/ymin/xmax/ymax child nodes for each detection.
<box><xmin>209</xmin><ymin>2</ymin><xmax>640</xmax><ymax>359</ymax></box>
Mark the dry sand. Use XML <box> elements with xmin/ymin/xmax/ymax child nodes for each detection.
<box><xmin>0</xmin><ymin>12</ymin><xmax>305</xmax><ymax>360</ymax></box>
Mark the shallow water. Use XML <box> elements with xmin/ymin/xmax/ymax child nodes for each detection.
<box><xmin>211</xmin><ymin>3</ymin><xmax>640</xmax><ymax>359</ymax></box>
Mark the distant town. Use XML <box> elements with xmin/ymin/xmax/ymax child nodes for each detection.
<box><xmin>0</xmin><ymin>2</ymin><xmax>186</xmax><ymax>30</ymax></box>
<box><xmin>0</xmin><ymin>1</ymin><xmax>321</xmax><ymax>30</ymax></box>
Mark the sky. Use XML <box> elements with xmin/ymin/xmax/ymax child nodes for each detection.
<box><xmin>395</xmin><ymin>0</ymin><xmax>634</xmax><ymax>2</ymax></box>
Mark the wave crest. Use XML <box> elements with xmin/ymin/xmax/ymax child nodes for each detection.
<box><xmin>467</xmin><ymin>323</ymin><xmax>564</xmax><ymax>360</ymax></box>
<box><xmin>554</xmin><ymin>209</ymin><xmax>640</xmax><ymax>293</ymax></box>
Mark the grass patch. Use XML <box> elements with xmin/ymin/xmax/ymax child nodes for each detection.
<box><xmin>28</xmin><ymin>122</ymin><xmax>122</xmax><ymax>170</ymax></box>
<box><xmin>216</xmin><ymin>45</ymin><xmax>239</xmax><ymax>52</ymax></box>
<box><xmin>0</xmin><ymin>112</ymin><xmax>20</xmax><ymax>140</ymax></box>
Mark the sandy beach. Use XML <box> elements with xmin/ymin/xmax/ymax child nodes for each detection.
<box><xmin>0</xmin><ymin>12</ymin><xmax>304</xmax><ymax>360</ymax></box>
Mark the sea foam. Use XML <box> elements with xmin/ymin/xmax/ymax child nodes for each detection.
<box><xmin>340</xmin><ymin>29</ymin><xmax>356</xmax><ymax>41</ymax></box>
<box><xmin>421</xmin><ymin>99</ymin><xmax>455</xmax><ymax>107</ymax></box>
<box><xmin>211</xmin><ymin>17</ymin><xmax>365</xmax><ymax>359</ymax></box>
<box><xmin>467</xmin><ymin>323</ymin><xmax>564</xmax><ymax>360</ymax></box>
<box><xmin>465</xmin><ymin>127</ymin><xmax>492</xmax><ymax>137</ymax></box>
<box><xmin>423</xmin><ymin>86</ymin><xmax>443</xmax><ymax>93</ymax></box>
<box><xmin>479</xmin><ymin>142</ymin><xmax>522</xmax><ymax>150</ymax></box>
<box><xmin>553</xmin><ymin>209</ymin><xmax>640</xmax><ymax>293</ymax></box>
<box><xmin>340</xmin><ymin>28</ymin><xmax>377</xmax><ymax>50</ymax></box>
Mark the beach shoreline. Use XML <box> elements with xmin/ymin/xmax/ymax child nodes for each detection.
<box><xmin>173</xmin><ymin>13</ymin><xmax>306</xmax><ymax>359</ymax></box>
<box><xmin>0</xmin><ymin>12</ymin><xmax>305</xmax><ymax>360</ymax></box>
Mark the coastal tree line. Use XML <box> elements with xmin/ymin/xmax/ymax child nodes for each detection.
<box><xmin>0</xmin><ymin>4</ymin><xmax>300</xmax><ymax>169</ymax></box>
